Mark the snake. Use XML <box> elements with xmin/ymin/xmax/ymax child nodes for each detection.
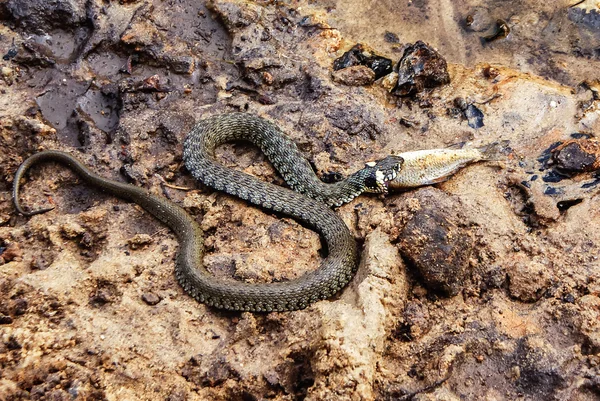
<box><xmin>13</xmin><ymin>113</ymin><xmax>403</xmax><ymax>312</ymax></box>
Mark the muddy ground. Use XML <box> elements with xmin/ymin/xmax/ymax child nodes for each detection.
<box><xmin>1</xmin><ymin>0</ymin><xmax>599</xmax><ymax>400</ymax></box>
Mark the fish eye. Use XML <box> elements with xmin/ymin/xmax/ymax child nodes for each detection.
<box><xmin>364</xmin><ymin>175</ymin><xmax>377</xmax><ymax>189</ymax></box>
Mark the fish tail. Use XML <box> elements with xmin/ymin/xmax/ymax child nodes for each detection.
<box><xmin>478</xmin><ymin>140</ymin><xmax>511</xmax><ymax>160</ymax></box>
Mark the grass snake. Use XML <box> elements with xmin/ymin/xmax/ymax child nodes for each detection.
<box><xmin>13</xmin><ymin>113</ymin><xmax>403</xmax><ymax>312</ymax></box>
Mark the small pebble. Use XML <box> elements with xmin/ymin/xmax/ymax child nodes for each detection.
<box><xmin>0</xmin><ymin>315</ymin><xmax>13</xmax><ymax>324</ymax></box>
<box><xmin>128</xmin><ymin>234</ymin><xmax>154</xmax><ymax>250</ymax></box>
<box><xmin>141</xmin><ymin>293</ymin><xmax>161</xmax><ymax>305</ymax></box>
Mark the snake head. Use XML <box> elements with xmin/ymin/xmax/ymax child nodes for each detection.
<box><xmin>362</xmin><ymin>155</ymin><xmax>404</xmax><ymax>194</ymax></box>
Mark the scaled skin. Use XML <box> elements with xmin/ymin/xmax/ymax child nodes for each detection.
<box><xmin>388</xmin><ymin>142</ymin><xmax>507</xmax><ymax>189</ymax></box>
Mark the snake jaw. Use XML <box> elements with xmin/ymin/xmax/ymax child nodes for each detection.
<box><xmin>363</xmin><ymin>155</ymin><xmax>403</xmax><ymax>194</ymax></box>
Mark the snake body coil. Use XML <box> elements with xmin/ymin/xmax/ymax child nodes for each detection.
<box><xmin>13</xmin><ymin>113</ymin><xmax>402</xmax><ymax>312</ymax></box>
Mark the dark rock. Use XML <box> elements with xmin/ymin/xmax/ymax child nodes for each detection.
<box><xmin>568</xmin><ymin>7</ymin><xmax>600</xmax><ymax>31</ymax></box>
<box><xmin>11</xmin><ymin>298</ymin><xmax>28</xmax><ymax>316</ymax></box>
<box><xmin>543</xmin><ymin>186</ymin><xmax>564</xmax><ymax>196</ymax></box>
<box><xmin>397</xmin><ymin>188</ymin><xmax>474</xmax><ymax>296</ymax></box>
<box><xmin>482</xmin><ymin>265</ymin><xmax>506</xmax><ymax>289</ymax></box>
<box><xmin>141</xmin><ymin>293</ymin><xmax>161</xmax><ymax>306</ymax></box>
<box><xmin>5</xmin><ymin>0</ymin><xmax>88</xmax><ymax>34</ymax></box>
<box><xmin>465</xmin><ymin>104</ymin><xmax>484</xmax><ymax>129</ymax></box>
<box><xmin>453</xmin><ymin>98</ymin><xmax>485</xmax><ymax>129</ymax></box>
<box><xmin>552</xmin><ymin>139</ymin><xmax>600</xmax><ymax>173</ymax></box>
<box><xmin>542</xmin><ymin>170</ymin><xmax>567</xmax><ymax>183</ymax></box>
<box><xmin>0</xmin><ymin>314</ymin><xmax>13</xmax><ymax>324</ymax></box>
<box><xmin>556</xmin><ymin>198</ymin><xmax>583</xmax><ymax>211</ymax></box>
<box><xmin>537</xmin><ymin>141</ymin><xmax>563</xmax><ymax>165</ymax></box>
<box><xmin>384</xmin><ymin>31</ymin><xmax>400</xmax><ymax>43</ymax></box>
<box><xmin>203</xmin><ymin>358</ymin><xmax>236</xmax><ymax>387</ymax></box>
<box><xmin>3</xmin><ymin>48</ymin><xmax>18</xmax><ymax>61</ymax></box>
<box><xmin>507</xmin><ymin>257</ymin><xmax>550</xmax><ymax>302</ymax></box>
<box><xmin>483</xmin><ymin>19</ymin><xmax>511</xmax><ymax>43</ymax></box>
<box><xmin>333</xmin><ymin>43</ymin><xmax>393</xmax><ymax>80</ymax></box>
<box><xmin>392</xmin><ymin>41</ymin><xmax>450</xmax><ymax>97</ymax></box>
<box><xmin>5</xmin><ymin>335</ymin><xmax>21</xmax><ymax>350</ymax></box>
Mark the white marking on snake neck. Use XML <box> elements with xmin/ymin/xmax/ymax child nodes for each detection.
<box><xmin>365</xmin><ymin>161</ymin><xmax>376</xmax><ymax>167</ymax></box>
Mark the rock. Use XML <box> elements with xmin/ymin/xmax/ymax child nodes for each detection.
<box><xmin>141</xmin><ymin>293</ymin><xmax>161</xmax><ymax>306</ymax></box>
<box><xmin>120</xmin><ymin>7</ymin><xmax>196</xmax><ymax>75</ymax></box>
<box><xmin>1</xmin><ymin>243</ymin><xmax>23</xmax><ymax>262</ymax></box>
<box><xmin>0</xmin><ymin>314</ymin><xmax>13</xmax><ymax>324</ymax></box>
<box><xmin>464</xmin><ymin>7</ymin><xmax>493</xmax><ymax>32</ymax></box>
<box><xmin>333</xmin><ymin>43</ymin><xmax>393</xmax><ymax>80</ymax></box>
<box><xmin>384</xmin><ymin>31</ymin><xmax>400</xmax><ymax>43</ymax></box>
<box><xmin>397</xmin><ymin>188</ymin><xmax>474</xmax><ymax>296</ymax></box>
<box><xmin>393</xmin><ymin>41</ymin><xmax>450</xmax><ymax>97</ymax></box>
<box><xmin>127</xmin><ymin>234</ymin><xmax>154</xmax><ymax>250</ymax></box>
<box><xmin>552</xmin><ymin>138</ymin><xmax>600</xmax><ymax>173</ymax></box>
<box><xmin>5</xmin><ymin>0</ymin><xmax>87</xmax><ymax>33</ymax></box>
<box><xmin>10</xmin><ymin>298</ymin><xmax>28</xmax><ymax>316</ymax></box>
<box><xmin>402</xmin><ymin>301</ymin><xmax>431</xmax><ymax>340</ymax></box>
<box><xmin>482</xmin><ymin>19</ymin><xmax>511</xmax><ymax>43</ymax></box>
<box><xmin>507</xmin><ymin>255</ymin><xmax>551</xmax><ymax>302</ymax></box>
<box><xmin>332</xmin><ymin>65</ymin><xmax>375</xmax><ymax>86</ymax></box>
<box><xmin>60</xmin><ymin>222</ymin><xmax>86</xmax><ymax>239</ymax></box>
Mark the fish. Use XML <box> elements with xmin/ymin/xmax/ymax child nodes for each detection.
<box><xmin>387</xmin><ymin>140</ymin><xmax>510</xmax><ymax>190</ymax></box>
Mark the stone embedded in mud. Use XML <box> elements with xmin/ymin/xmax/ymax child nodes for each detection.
<box><xmin>392</xmin><ymin>41</ymin><xmax>450</xmax><ymax>97</ymax></box>
<box><xmin>397</xmin><ymin>188</ymin><xmax>474</xmax><ymax>296</ymax></box>
<box><xmin>141</xmin><ymin>293</ymin><xmax>161</xmax><ymax>306</ymax></box>
<box><xmin>552</xmin><ymin>138</ymin><xmax>600</xmax><ymax>174</ymax></box>
<box><xmin>402</xmin><ymin>301</ymin><xmax>431</xmax><ymax>340</ymax></box>
<box><xmin>127</xmin><ymin>234</ymin><xmax>154</xmax><ymax>250</ymax></box>
<box><xmin>332</xmin><ymin>65</ymin><xmax>375</xmax><ymax>86</ymax></box>
<box><xmin>507</xmin><ymin>256</ymin><xmax>551</xmax><ymax>302</ymax></box>
<box><xmin>5</xmin><ymin>0</ymin><xmax>87</xmax><ymax>33</ymax></box>
<box><xmin>0</xmin><ymin>242</ymin><xmax>23</xmax><ymax>263</ymax></box>
<box><xmin>333</xmin><ymin>43</ymin><xmax>393</xmax><ymax>80</ymax></box>
<box><xmin>464</xmin><ymin>7</ymin><xmax>493</xmax><ymax>32</ymax></box>
<box><xmin>120</xmin><ymin>8</ymin><xmax>196</xmax><ymax>75</ymax></box>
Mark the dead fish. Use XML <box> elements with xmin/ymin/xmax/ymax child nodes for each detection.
<box><xmin>387</xmin><ymin>140</ymin><xmax>510</xmax><ymax>190</ymax></box>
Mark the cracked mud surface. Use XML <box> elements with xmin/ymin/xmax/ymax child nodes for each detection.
<box><xmin>1</xmin><ymin>1</ymin><xmax>599</xmax><ymax>400</ymax></box>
